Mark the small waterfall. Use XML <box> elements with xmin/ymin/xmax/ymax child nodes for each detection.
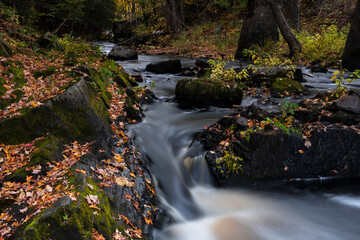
<box><xmin>96</xmin><ymin>42</ymin><xmax>360</xmax><ymax>240</ymax></box>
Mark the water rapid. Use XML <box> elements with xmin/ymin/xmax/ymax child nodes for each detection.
<box><xmin>97</xmin><ymin>42</ymin><xmax>360</xmax><ymax>240</ymax></box>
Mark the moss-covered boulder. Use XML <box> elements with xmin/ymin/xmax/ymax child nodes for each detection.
<box><xmin>270</xmin><ymin>77</ymin><xmax>309</xmax><ymax>98</ymax></box>
<box><xmin>175</xmin><ymin>78</ymin><xmax>243</xmax><ymax>108</ymax></box>
<box><xmin>0</xmin><ymin>77</ymin><xmax>7</xmax><ymax>96</ymax></box>
<box><xmin>4</xmin><ymin>64</ymin><xmax>27</xmax><ymax>88</ymax></box>
<box><xmin>33</xmin><ymin>66</ymin><xmax>57</xmax><ymax>79</ymax></box>
<box><xmin>114</xmin><ymin>71</ymin><xmax>138</xmax><ymax>88</ymax></box>
<box><xmin>0</xmin><ymin>79</ymin><xmax>110</xmax><ymax>145</ymax></box>
<box><xmin>13</xmin><ymin>175</ymin><xmax>125</xmax><ymax>240</ymax></box>
<box><xmin>0</xmin><ymin>37</ymin><xmax>15</xmax><ymax>57</ymax></box>
<box><xmin>4</xmin><ymin>135</ymin><xmax>64</xmax><ymax>182</ymax></box>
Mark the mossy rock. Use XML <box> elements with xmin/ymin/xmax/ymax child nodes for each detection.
<box><xmin>175</xmin><ymin>78</ymin><xmax>243</xmax><ymax>108</ymax></box>
<box><xmin>0</xmin><ymin>80</ymin><xmax>110</xmax><ymax>145</ymax></box>
<box><xmin>33</xmin><ymin>66</ymin><xmax>57</xmax><ymax>79</ymax></box>
<box><xmin>4</xmin><ymin>135</ymin><xmax>64</xmax><ymax>182</ymax></box>
<box><xmin>124</xmin><ymin>98</ymin><xmax>143</xmax><ymax>121</ymax></box>
<box><xmin>0</xmin><ymin>77</ymin><xmax>7</xmax><ymax>96</ymax></box>
<box><xmin>270</xmin><ymin>77</ymin><xmax>308</xmax><ymax>98</ymax></box>
<box><xmin>0</xmin><ymin>37</ymin><xmax>15</xmax><ymax>57</ymax></box>
<box><xmin>37</xmin><ymin>32</ymin><xmax>58</xmax><ymax>49</ymax></box>
<box><xmin>125</xmin><ymin>87</ymin><xmax>139</xmax><ymax>103</ymax></box>
<box><xmin>0</xmin><ymin>98</ymin><xmax>9</xmax><ymax>110</ymax></box>
<box><xmin>13</xmin><ymin>176</ymin><xmax>125</xmax><ymax>240</ymax></box>
<box><xmin>4</xmin><ymin>65</ymin><xmax>27</xmax><ymax>88</ymax></box>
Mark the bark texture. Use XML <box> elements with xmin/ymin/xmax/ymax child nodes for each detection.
<box><xmin>166</xmin><ymin>0</ymin><xmax>183</xmax><ymax>33</ymax></box>
<box><xmin>342</xmin><ymin>0</ymin><xmax>360</xmax><ymax>71</ymax></box>
<box><xmin>282</xmin><ymin>0</ymin><xmax>300</xmax><ymax>31</ymax></box>
<box><xmin>268</xmin><ymin>0</ymin><xmax>302</xmax><ymax>55</ymax></box>
<box><xmin>235</xmin><ymin>0</ymin><xmax>279</xmax><ymax>58</ymax></box>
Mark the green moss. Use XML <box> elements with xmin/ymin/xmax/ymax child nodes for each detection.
<box><xmin>33</xmin><ymin>65</ymin><xmax>57</xmax><ymax>79</ymax></box>
<box><xmin>5</xmin><ymin>65</ymin><xmax>27</xmax><ymax>88</ymax></box>
<box><xmin>0</xmin><ymin>98</ymin><xmax>9</xmax><ymax>110</ymax></box>
<box><xmin>17</xmin><ymin>176</ymin><xmax>125</xmax><ymax>240</ymax></box>
<box><xmin>0</xmin><ymin>104</ymin><xmax>51</xmax><ymax>144</ymax></box>
<box><xmin>13</xmin><ymin>89</ymin><xmax>25</xmax><ymax>102</ymax></box>
<box><xmin>0</xmin><ymin>80</ymin><xmax>110</xmax><ymax>144</ymax></box>
<box><xmin>4</xmin><ymin>135</ymin><xmax>64</xmax><ymax>182</ymax></box>
<box><xmin>271</xmin><ymin>78</ymin><xmax>308</xmax><ymax>97</ymax></box>
<box><xmin>88</xmin><ymin>68</ymin><xmax>112</xmax><ymax>108</ymax></box>
<box><xmin>114</xmin><ymin>73</ymin><xmax>131</xmax><ymax>88</ymax></box>
<box><xmin>0</xmin><ymin>38</ymin><xmax>15</xmax><ymax>57</ymax></box>
<box><xmin>0</xmin><ymin>77</ymin><xmax>7</xmax><ymax>96</ymax></box>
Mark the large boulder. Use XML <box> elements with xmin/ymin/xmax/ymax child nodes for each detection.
<box><xmin>113</xmin><ymin>20</ymin><xmax>134</xmax><ymax>44</ymax></box>
<box><xmin>198</xmin><ymin>113</ymin><xmax>360</xmax><ymax>187</ymax></box>
<box><xmin>0</xmin><ymin>79</ymin><xmax>110</xmax><ymax>145</ymax></box>
<box><xmin>334</xmin><ymin>91</ymin><xmax>360</xmax><ymax>114</ymax></box>
<box><xmin>207</xmin><ymin>126</ymin><xmax>360</xmax><ymax>187</ymax></box>
<box><xmin>146</xmin><ymin>60</ymin><xmax>182</xmax><ymax>74</ymax></box>
<box><xmin>108</xmin><ymin>46</ymin><xmax>138</xmax><ymax>61</ymax></box>
<box><xmin>175</xmin><ymin>78</ymin><xmax>243</xmax><ymax>108</ymax></box>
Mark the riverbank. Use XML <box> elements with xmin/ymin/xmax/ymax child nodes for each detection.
<box><xmin>0</xmin><ymin>14</ymin><xmax>167</xmax><ymax>239</ymax></box>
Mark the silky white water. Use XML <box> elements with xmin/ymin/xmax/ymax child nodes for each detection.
<box><xmin>97</xmin><ymin>42</ymin><xmax>360</xmax><ymax>239</ymax></box>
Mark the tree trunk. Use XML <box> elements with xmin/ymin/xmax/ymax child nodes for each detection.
<box><xmin>267</xmin><ymin>0</ymin><xmax>302</xmax><ymax>56</ymax></box>
<box><xmin>179</xmin><ymin>0</ymin><xmax>185</xmax><ymax>24</ymax></box>
<box><xmin>235</xmin><ymin>0</ymin><xmax>279</xmax><ymax>58</ymax></box>
<box><xmin>282</xmin><ymin>0</ymin><xmax>300</xmax><ymax>31</ymax></box>
<box><xmin>342</xmin><ymin>0</ymin><xmax>360</xmax><ymax>71</ymax></box>
<box><xmin>166</xmin><ymin>0</ymin><xmax>182</xmax><ymax>33</ymax></box>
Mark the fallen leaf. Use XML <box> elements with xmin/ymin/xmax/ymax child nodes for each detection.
<box><xmin>115</xmin><ymin>177</ymin><xmax>135</xmax><ymax>187</ymax></box>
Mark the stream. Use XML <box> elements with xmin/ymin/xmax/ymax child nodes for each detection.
<box><xmin>97</xmin><ymin>42</ymin><xmax>360</xmax><ymax>240</ymax></box>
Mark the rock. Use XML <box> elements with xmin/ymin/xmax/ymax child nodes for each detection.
<box><xmin>124</xmin><ymin>98</ymin><xmax>144</xmax><ymax>121</ymax></box>
<box><xmin>113</xmin><ymin>20</ymin><xmax>134</xmax><ymax>44</ymax></box>
<box><xmin>0</xmin><ymin>37</ymin><xmax>15</xmax><ymax>57</ymax></box>
<box><xmin>114</xmin><ymin>72</ymin><xmax>138</xmax><ymax>88</ymax></box>
<box><xmin>295</xmin><ymin>93</ymin><xmax>360</xmax><ymax>125</ymax></box>
<box><xmin>236</xmin><ymin>117</ymin><xmax>249</xmax><ymax>129</ymax></box>
<box><xmin>0</xmin><ymin>79</ymin><xmax>110</xmax><ymax>144</ymax></box>
<box><xmin>334</xmin><ymin>94</ymin><xmax>360</xmax><ymax>114</ymax></box>
<box><xmin>199</xmin><ymin>114</ymin><xmax>360</xmax><ymax>187</ymax></box>
<box><xmin>131</xmin><ymin>74</ymin><xmax>143</xmax><ymax>82</ymax></box>
<box><xmin>33</xmin><ymin>66</ymin><xmax>57</xmax><ymax>79</ymax></box>
<box><xmin>125</xmin><ymin>87</ymin><xmax>140</xmax><ymax>102</ymax></box>
<box><xmin>310</xmin><ymin>65</ymin><xmax>328</xmax><ymax>73</ymax></box>
<box><xmin>37</xmin><ymin>32</ymin><xmax>57</xmax><ymax>49</ymax></box>
<box><xmin>108</xmin><ymin>46</ymin><xmax>138</xmax><ymax>61</ymax></box>
<box><xmin>293</xmin><ymin>68</ymin><xmax>304</xmax><ymax>82</ymax></box>
<box><xmin>146</xmin><ymin>60</ymin><xmax>182</xmax><ymax>74</ymax></box>
<box><xmin>270</xmin><ymin>77</ymin><xmax>309</xmax><ymax>97</ymax></box>
<box><xmin>195</xmin><ymin>58</ymin><xmax>211</xmax><ymax>68</ymax></box>
<box><xmin>175</xmin><ymin>78</ymin><xmax>243</xmax><ymax>108</ymax></box>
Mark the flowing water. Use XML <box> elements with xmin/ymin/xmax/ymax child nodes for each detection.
<box><xmin>97</xmin><ymin>42</ymin><xmax>360</xmax><ymax>239</ymax></box>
